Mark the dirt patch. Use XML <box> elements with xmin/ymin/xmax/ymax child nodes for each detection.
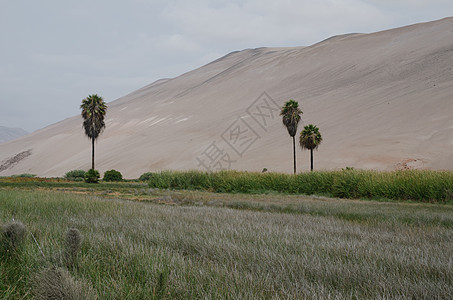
<box><xmin>0</xmin><ymin>149</ymin><xmax>32</xmax><ymax>172</ymax></box>
<box><xmin>395</xmin><ymin>158</ymin><xmax>424</xmax><ymax>170</ymax></box>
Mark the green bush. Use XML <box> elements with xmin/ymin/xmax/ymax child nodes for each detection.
<box><xmin>64</xmin><ymin>170</ymin><xmax>86</xmax><ymax>181</ymax></box>
<box><xmin>138</xmin><ymin>172</ymin><xmax>154</xmax><ymax>181</ymax></box>
<box><xmin>84</xmin><ymin>169</ymin><xmax>100</xmax><ymax>184</ymax></box>
<box><xmin>103</xmin><ymin>170</ymin><xmax>123</xmax><ymax>182</ymax></box>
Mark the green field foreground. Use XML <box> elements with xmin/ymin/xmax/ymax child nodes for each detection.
<box><xmin>1</xmin><ymin>189</ymin><xmax>452</xmax><ymax>299</ymax></box>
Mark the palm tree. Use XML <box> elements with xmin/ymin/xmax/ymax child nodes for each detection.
<box><xmin>280</xmin><ymin>100</ymin><xmax>303</xmax><ymax>174</ymax></box>
<box><xmin>80</xmin><ymin>94</ymin><xmax>107</xmax><ymax>170</ymax></box>
<box><xmin>299</xmin><ymin>124</ymin><xmax>322</xmax><ymax>171</ymax></box>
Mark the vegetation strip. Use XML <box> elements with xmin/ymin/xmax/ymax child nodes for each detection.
<box><xmin>145</xmin><ymin>169</ymin><xmax>453</xmax><ymax>203</ymax></box>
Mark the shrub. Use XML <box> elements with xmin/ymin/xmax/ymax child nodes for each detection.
<box><xmin>84</xmin><ymin>169</ymin><xmax>100</xmax><ymax>183</ymax></box>
<box><xmin>139</xmin><ymin>172</ymin><xmax>155</xmax><ymax>181</ymax></box>
<box><xmin>103</xmin><ymin>169</ymin><xmax>123</xmax><ymax>182</ymax></box>
<box><xmin>1</xmin><ymin>221</ymin><xmax>26</xmax><ymax>257</ymax></box>
<box><xmin>64</xmin><ymin>170</ymin><xmax>86</xmax><ymax>181</ymax></box>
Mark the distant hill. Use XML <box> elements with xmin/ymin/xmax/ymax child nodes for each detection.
<box><xmin>0</xmin><ymin>17</ymin><xmax>453</xmax><ymax>177</ymax></box>
<box><xmin>0</xmin><ymin>126</ymin><xmax>28</xmax><ymax>143</ymax></box>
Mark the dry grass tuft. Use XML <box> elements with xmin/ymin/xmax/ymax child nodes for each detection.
<box><xmin>32</xmin><ymin>267</ymin><xmax>96</xmax><ymax>300</ymax></box>
<box><xmin>64</xmin><ymin>228</ymin><xmax>83</xmax><ymax>268</ymax></box>
<box><xmin>1</xmin><ymin>220</ymin><xmax>26</xmax><ymax>256</ymax></box>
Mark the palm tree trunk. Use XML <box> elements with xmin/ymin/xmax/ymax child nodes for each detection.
<box><xmin>310</xmin><ymin>149</ymin><xmax>313</xmax><ymax>171</ymax></box>
<box><xmin>91</xmin><ymin>138</ymin><xmax>95</xmax><ymax>170</ymax></box>
<box><xmin>292</xmin><ymin>136</ymin><xmax>296</xmax><ymax>175</ymax></box>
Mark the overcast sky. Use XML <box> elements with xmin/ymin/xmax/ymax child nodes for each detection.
<box><xmin>1</xmin><ymin>0</ymin><xmax>452</xmax><ymax>132</ymax></box>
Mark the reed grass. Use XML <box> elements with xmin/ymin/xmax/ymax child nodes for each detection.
<box><xmin>146</xmin><ymin>169</ymin><xmax>453</xmax><ymax>202</ymax></box>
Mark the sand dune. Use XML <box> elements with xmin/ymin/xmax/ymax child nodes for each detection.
<box><xmin>1</xmin><ymin>17</ymin><xmax>453</xmax><ymax>178</ymax></box>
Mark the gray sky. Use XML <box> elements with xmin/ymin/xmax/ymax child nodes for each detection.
<box><xmin>1</xmin><ymin>0</ymin><xmax>452</xmax><ymax>132</ymax></box>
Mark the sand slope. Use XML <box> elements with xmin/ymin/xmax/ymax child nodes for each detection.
<box><xmin>1</xmin><ymin>17</ymin><xmax>453</xmax><ymax>178</ymax></box>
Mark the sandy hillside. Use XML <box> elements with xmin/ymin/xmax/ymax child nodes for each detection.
<box><xmin>1</xmin><ymin>17</ymin><xmax>453</xmax><ymax>178</ymax></box>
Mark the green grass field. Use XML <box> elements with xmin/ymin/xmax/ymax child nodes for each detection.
<box><xmin>1</xmin><ymin>184</ymin><xmax>452</xmax><ymax>299</ymax></box>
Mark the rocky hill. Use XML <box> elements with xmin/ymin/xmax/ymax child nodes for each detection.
<box><xmin>0</xmin><ymin>126</ymin><xmax>28</xmax><ymax>144</ymax></box>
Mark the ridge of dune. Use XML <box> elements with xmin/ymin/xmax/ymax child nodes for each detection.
<box><xmin>1</xmin><ymin>17</ymin><xmax>453</xmax><ymax>178</ymax></box>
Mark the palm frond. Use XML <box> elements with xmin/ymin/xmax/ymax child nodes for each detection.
<box><xmin>299</xmin><ymin>124</ymin><xmax>322</xmax><ymax>150</ymax></box>
<box><xmin>80</xmin><ymin>94</ymin><xmax>107</xmax><ymax>140</ymax></box>
<box><xmin>280</xmin><ymin>99</ymin><xmax>303</xmax><ymax>137</ymax></box>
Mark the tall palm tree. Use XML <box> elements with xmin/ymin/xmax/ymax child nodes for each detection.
<box><xmin>80</xmin><ymin>94</ymin><xmax>107</xmax><ymax>170</ymax></box>
<box><xmin>299</xmin><ymin>124</ymin><xmax>322</xmax><ymax>171</ymax></box>
<box><xmin>280</xmin><ymin>100</ymin><xmax>303</xmax><ymax>174</ymax></box>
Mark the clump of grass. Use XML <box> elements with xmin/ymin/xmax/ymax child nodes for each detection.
<box><xmin>32</xmin><ymin>267</ymin><xmax>97</xmax><ymax>300</ymax></box>
<box><xmin>0</xmin><ymin>220</ymin><xmax>29</xmax><ymax>297</ymax></box>
<box><xmin>147</xmin><ymin>169</ymin><xmax>453</xmax><ymax>202</ymax></box>
<box><xmin>64</xmin><ymin>228</ymin><xmax>83</xmax><ymax>269</ymax></box>
<box><xmin>1</xmin><ymin>221</ymin><xmax>26</xmax><ymax>257</ymax></box>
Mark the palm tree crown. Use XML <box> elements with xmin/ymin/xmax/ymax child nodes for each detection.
<box><xmin>300</xmin><ymin>124</ymin><xmax>322</xmax><ymax>150</ymax></box>
<box><xmin>300</xmin><ymin>124</ymin><xmax>322</xmax><ymax>171</ymax></box>
<box><xmin>80</xmin><ymin>94</ymin><xmax>107</xmax><ymax>140</ymax></box>
<box><xmin>280</xmin><ymin>100</ymin><xmax>302</xmax><ymax>137</ymax></box>
<box><xmin>80</xmin><ymin>94</ymin><xmax>107</xmax><ymax>170</ymax></box>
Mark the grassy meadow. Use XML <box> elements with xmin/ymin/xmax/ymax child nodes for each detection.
<box><xmin>1</xmin><ymin>184</ymin><xmax>452</xmax><ymax>299</ymax></box>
